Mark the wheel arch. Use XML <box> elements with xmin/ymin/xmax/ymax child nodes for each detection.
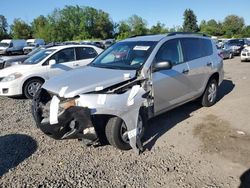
<box><xmin>22</xmin><ymin>76</ymin><xmax>45</xmax><ymax>94</ymax></box>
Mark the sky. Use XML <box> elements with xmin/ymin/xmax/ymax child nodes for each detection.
<box><xmin>1</xmin><ymin>0</ymin><xmax>250</xmax><ymax>28</ymax></box>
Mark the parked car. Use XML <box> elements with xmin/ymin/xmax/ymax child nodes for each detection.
<box><xmin>103</xmin><ymin>39</ymin><xmax>115</xmax><ymax>48</ymax></box>
<box><xmin>0</xmin><ymin>46</ymin><xmax>44</xmax><ymax>70</ymax></box>
<box><xmin>226</xmin><ymin>39</ymin><xmax>247</xmax><ymax>55</ymax></box>
<box><xmin>23</xmin><ymin>39</ymin><xmax>45</xmax><ymax>54</ymax></box>
<box><xmin>0</xmin><ymin>45</ymin><xmax>103</xmax><ymax>99</ymax></box>
<box><xmin>216</xmin><ymin>43</ymin><xmax>234</xmax><ymax>59</ymax></box>
<box><xmin>0</xmin><ymin>39</ymin><xmax>26</xmax><ymax>55</ymax></box>
<box><xmin>32</xmin><ymin>33</ymin><xmax>224</xmax><ymax>153</ymax></box>
<box><xmin>241</xmin><ymin>46</ymin><xmax>250</xmax><ymax>62</ymax></box>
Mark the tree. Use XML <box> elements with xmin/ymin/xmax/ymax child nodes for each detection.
<box><xmin>117</xmin><ymin>21</ymin><xmax>131</xmax><ymax>40</ymax></box>
<box><xmin>242</xmin><ymin>25</ymin><xmax>250</xmax><ymax>37</ymax></box>
<box><xmin>32</xmin><ymin>15</ymin><xmax>50</xmax><ymax>42</ymax></box>
<box><xmin>150</xmin><ymin>22</ymin><xmax>168</xmax><ymax>34</ymax></box>
<box><xmin>183</xmin><ymin>9</ymin><xmax>199</xmax><ymax>32</ymax></box>
<box><xmin>128</xmin><ymin>15</ymin><xmax>148</xmax><ymax>36</ymax></box>
<box><xmin>200</xmin><ymin>19</ymin><xmax>224</xmax><ymax>36</ymax></box>
<box><xmin>222</xmin><ymin>15</ymin><xmax>245</xmax><ymax>38</ymax></box>
<box><xmin>0</xmin><ymin>15</ymin><xmax>8</xmax><ymax>40</ymax></box>
<box><xmin>11</xmin><ymin>19</ymin><xmax>32</xmax><ymax>39</ymax></box>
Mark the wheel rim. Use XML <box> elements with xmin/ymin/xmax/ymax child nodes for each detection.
<box><xmin>208</xmin><ymin>83</ymin><xmax>217</xmax><ymax>103</ymax></box>
<box><xmin>27</xmin><ymin>81</ymin><xmax>42</xmax><ymax>97</ymax></box>
<box><xmin>120</xmin><ymin>115</ymin><xmax>143</xmax><ymax>144</ymax></box>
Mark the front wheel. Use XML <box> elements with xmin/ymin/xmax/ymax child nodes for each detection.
<box><xmin>201</xmin><ymin>79</ymin><xmax>218</xmax><ymax>107</ymax></box>
<box><xmin>23</xmin><ymin>78</ymin><xmax>44</xmax><ymax>99</ymax></box>
<box><xmin>105</xmin><ymin>115</ymin><xmax>145</xmax><ymax>150</ymax></box>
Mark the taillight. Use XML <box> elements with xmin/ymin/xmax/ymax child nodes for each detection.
<box><xmin>218</xmin><ymin>52</ymin><xmax>223</xmax><ymax>59</ymax></box>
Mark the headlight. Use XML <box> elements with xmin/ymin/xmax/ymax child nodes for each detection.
<box><xmin>1</xmin><ymin>73</ymin><xmax>23</xmax><ymax>82</ymax></box>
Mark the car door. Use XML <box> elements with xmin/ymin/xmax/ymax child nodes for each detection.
<box><xmin>153</xmin><ymin>39</ymin><xmax>193</xmax><ymax>114</ymax></box>
<box><xmin>47</xmin><ymin>48</ymin><xmax>76</xmax><ymax>78</ymax></box>
<box><xmin>181</xmin><ymin>38</ymin><xmax>211</xmax><ymax>96</ymax></box>
<box><xmin>75</xmin><ymin>47</ymin><xmax>98</xmax><ymax>67</ymax></box>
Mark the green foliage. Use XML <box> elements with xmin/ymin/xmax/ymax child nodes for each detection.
<box><xmin>200</xmin><ymin>19</ymin><xmax>224</xmax><ymax>36</ymax></box>
<box><xmin>0</xmin><ymin>15</ymin><xmax>8</xmax><ymax>40</ymax></box>
<box><xmin>116</xmin><ymin>15</ymin><xmax>148</xmax><ymax>40</ymax></box>
<box><xmin>150</xmin><ymin>22</ymin><xmax>168</xmax><ymax>34</ymax></box>
<box><xmin>183</xmin><ymin>9</ymin><xmax>199</xmax><ymax>32</ymax></box>
<box><xmin>222</xmin><ymin>15</ymin><xmax>245</xmax><ymax>38</ymax></box>
<box><xmin>242</xmin><ymin>26</ymin><xmax>250</xmax><ymax>37</ymax></box>
<box><xmin>11</xmin><ymin>19</ymin><xmax>32</xmax><ymax>39</ymax></box>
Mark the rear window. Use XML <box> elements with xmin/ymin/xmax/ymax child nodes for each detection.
<box><xmin>76</xmin><ymin>47</ymin><xmax>97</xmax><ymax>60</ymax></box>
<box><xmin>181</xmin><ymin>38</ymin><xmax>213</xmax><ymax>61</ymax></box>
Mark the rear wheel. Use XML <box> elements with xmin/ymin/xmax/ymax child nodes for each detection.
<box><xmin>23</xmin><ymin>78</ymin><xmax>44</xmax><ymax>99</ymax></box>
<box><xmin>201</xmin><ymin>79</ymin><xmax>218</xmax><ymax>107</ymax></box>
<box><xmin>105</xmin><ymin>115</ymin><xmax>144</xmax><ymax>150</ymax></box>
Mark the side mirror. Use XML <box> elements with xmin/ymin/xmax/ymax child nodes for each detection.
<box><xmin>153</xmin><ymin>61</ymin><xmax>172</xmax><ymax>72</ymax></box>
<box><xmin>49</xmin><ymin>59</ymin><xmax>56</xmax><ymax>66</ymax></box>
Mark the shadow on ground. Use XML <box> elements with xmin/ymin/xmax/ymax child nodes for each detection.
<box><xmin>143</xmin><ymin>79</ymin><xmax>235</xmax><ymax>150</ymax></box>
<box><xmin>0</xmin><ymin>134</ymin><xmax>37</xmax><ymax>176</ymax></box>
<box><xmin>240</xmin><ymin>168</ymin><xmax>250</xmax><ymax>188</ymax></box>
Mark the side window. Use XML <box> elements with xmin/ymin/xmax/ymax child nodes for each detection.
<box><xmin>202</xmin><ymin>39</ymin><xmax>213</xmax><ymax>56</ymax></box>
<box><xmin>181</xmin><ymin>38</ymin><xmax>203</xmax><ymax>61</ymax></box>
<box><xmin>50</xmin><ymin>48</ymin><xmax>75</xmax><ymax>64</ymax></box>
<box><xmin>155</xmin><ymin>39</ymin><xmax>183</xmax><ymax>66</ymax></box>
<box><xmin>76</xmin><ymin>47</ymin><xmax>97</xmax><ymax>60</ymax></box>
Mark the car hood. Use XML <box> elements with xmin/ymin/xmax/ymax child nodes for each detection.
<box><xmin>0</xmin><ymin>64</ymin><xmax>34</xmax><ymax>77</ymax></box>
<box><xmin>244</xmin><ymin>46</ymin><xmax>250</xmax><ymax>51</ymax></box>
<box><xmin>43</xmin><ymin>66</ymin><xmax>137</xmax><ymax>98</ymax></box>
<box><xmin>0</xmin><ymin>47</ymin><xmax>7</xmax><ymax>50</ymax></box>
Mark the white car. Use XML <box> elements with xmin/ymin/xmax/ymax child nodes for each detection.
<box><xmin>241</xmin><ymin>46</ymin><xmax>250</xmax><ymax>62</ymax></box>
<box><xmin>0</xmin><ymin>45</ymin><xmax>103</xmax><ymax>99</ymax></box>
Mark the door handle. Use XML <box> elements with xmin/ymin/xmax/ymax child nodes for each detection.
<box><xmin>207</xmin><ymin>62</ymin><xmax>212</xmax><ymax>67</ymax></box>
<box><xmin>182</xmin><ymin>69</ymin><xmax>189</xmax><ymax>74</ymax></box>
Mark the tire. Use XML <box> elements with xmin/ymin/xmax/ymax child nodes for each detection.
<box><xmin>23</xmin><ymin>78</ymin><xmax>44</xmax><ymax>99</ymax></box>
<box><xmin>105</xmin><ymin>115</ymin><xmax>144</xmax><ymax>150</ymax></box>
<box><xmin>201</xmin><ymin>79</ymin><xmax>218</xmax><ymax>107</ymax></box>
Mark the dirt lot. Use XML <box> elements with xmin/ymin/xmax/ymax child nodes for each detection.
<box><xmin>0</xmin><ymin>57</ymin><xmax>250</xmax><ymax>187</ymax></box>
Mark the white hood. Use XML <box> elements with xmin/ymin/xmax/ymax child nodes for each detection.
<box><xmin>0</xmin><ymin>64</ymin><xmax>34</xmax><ymax>77</ymax></box>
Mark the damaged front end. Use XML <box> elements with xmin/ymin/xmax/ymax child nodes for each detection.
<box><xmin>32</xmin><ymin>75</ymin><xmax>153</xmax><ymax>154</ymax></box>
<box><xmin>32</xmin><ymin>89</ymin><xmax>99</xmax><ymax>146</ymax></box>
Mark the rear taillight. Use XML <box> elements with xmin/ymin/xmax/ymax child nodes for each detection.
<box><xmin>218</xmin><ymin>52</ymin><xmax>223</xmax><ymax>59</ymax></box>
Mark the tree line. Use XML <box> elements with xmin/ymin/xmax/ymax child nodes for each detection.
<box><xmin>0</xmin><ymin>6</ymin><xmax>249</xmax><ymax>42</ymax></box>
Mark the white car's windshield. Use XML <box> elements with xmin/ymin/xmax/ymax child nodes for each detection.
<box><xmin>0</xmin><ymin>42</ymin><xmax>9</xmax><ymax>47</ymax></box>
<box><xmin>90</xmin><ymin>41</ymin><xmax>156</xmax><ymax>70</ymax></box>
<box><xmin>23</xmin><ymin>49</ymin><xmax>55</xmax><ymax>64</ymax></box>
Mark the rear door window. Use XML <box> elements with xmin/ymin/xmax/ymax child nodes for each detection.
<box><xmin>76</xmin><ymin>47</ymin><xmax>97</xmax><ymax>60</ymax></box>
<box><xmin>181</xmin><ymin>38</ymin><xmax>203</xmax><ymax>61</ymax></box>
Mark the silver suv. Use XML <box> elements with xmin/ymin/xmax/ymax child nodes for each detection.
<box><xmin>32</xmin><ymin>33</ymin><xmax>224</xmax><ymax>154</ymax></box>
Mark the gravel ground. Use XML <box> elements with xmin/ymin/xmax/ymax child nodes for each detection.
<box><xmin>0</xmin><ymin>57</ymin><xmax>250</xmax><ymax>187</ymax></box>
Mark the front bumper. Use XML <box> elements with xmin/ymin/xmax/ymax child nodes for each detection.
<box><xmin>0</xmin><ymin>80</ymin><xmax>23</xmax><ymax>96</ymax></box>
<box><xmin>32</xmin><ymin>89</ymin><xmax>98</xmax><ymax>143</ymax></box>
<box><xmin>241</xmin><ymin>52</ymin><xmax>250</xmax><ymax>61</ymax></box>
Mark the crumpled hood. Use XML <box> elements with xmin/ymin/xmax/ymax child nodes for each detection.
<box><xmin>43</xmin><ymin>66</ymin><xmax>137</xmax><ymax>98</ymax></box>
<box><xmin>0</xmin><ymin>64</ymin><xmax>34</xmax><ymax>77</ymax></box>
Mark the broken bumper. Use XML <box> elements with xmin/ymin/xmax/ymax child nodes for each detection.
<box><xmin>32</xmin><ymin>89</ymin><xmax>98</xmax><ymax>144</ymax></box>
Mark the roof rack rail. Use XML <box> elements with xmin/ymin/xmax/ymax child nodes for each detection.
<box><xmin>129</xmin><ymin>34</ymin><xmax>157</xmax><ymax>38</ymax></box>
<box><xmin>167</xmin><ymin>32</ymin><xmax>208</xmax><ymax>37</ymax></box>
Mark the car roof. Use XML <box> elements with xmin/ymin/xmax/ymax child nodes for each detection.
<box><xmin>122</xmin><ymin>33</ymin><xmax>210</xmax><ymax>42</ymax></box>
<box><xmin>47</xmin><ymin>44</ymin><xmax>100</xmax><ymax>50</ymax></box>
<box><xmin>123</xmin><ymin>34</ymin><xmax>167</xmax><ymax>42</ymax></box>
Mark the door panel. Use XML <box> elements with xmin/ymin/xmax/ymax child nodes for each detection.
<box><xmin>153</xmin><ymin>63</ymin><xmax>193</xmax><ymax>113</ymax></box>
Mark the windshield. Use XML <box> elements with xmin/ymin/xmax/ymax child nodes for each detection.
<box><xmin>228</xmin><ymin>39</ymin><xmax>244</xmax><ymax>46</ymax></box>
<box><xmin>28</xmin><ymin>46</ymin><xmax>44</xmax><ymax>56</ymax></box>
<box><xmin>0</xmin><ymin>42</ymin><xmax>9</xmax><ymax>47</ymax></box>
<box><xmin>23</xmin><ymin>49</ymin><xmax>55</xmax><ymax>64</ymax></box>
<box><xmin>27</xmin><ymin>42</ymin><xmax>36</xmax><ymax>47</ymax></box>
<box><xmin>90</xmin><ymin>41</ymin><xmax>157</xmax><ymax>70</ymax></box>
